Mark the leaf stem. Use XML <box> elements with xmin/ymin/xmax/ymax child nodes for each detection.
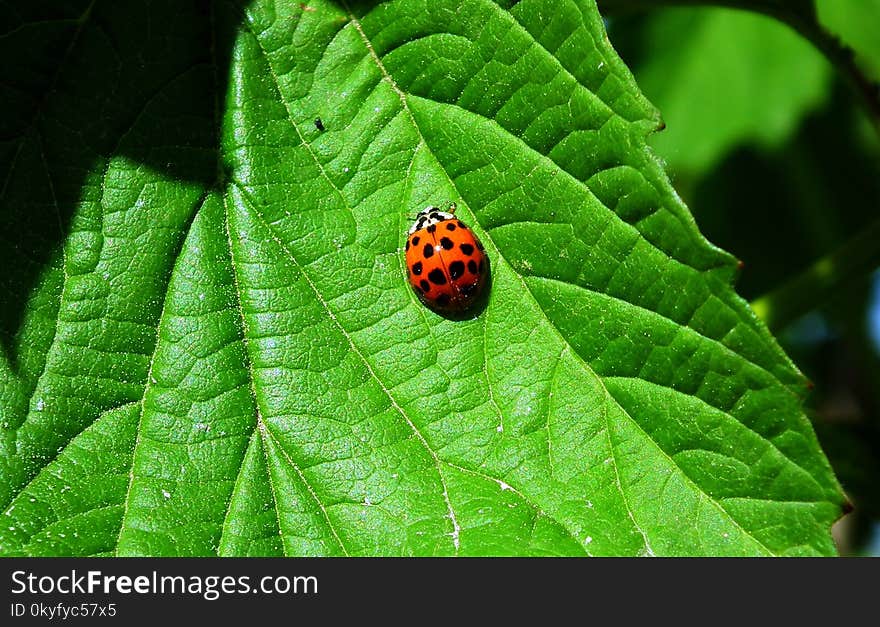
<box><xmin>597</xmin><ymin>0</ymin><xmax>880</xmax><ymax>138</ymax></box>
<box><xmin>749</xmin><ymin>217</ymin><xmax>880</xmax><ymax>332</ymax></box>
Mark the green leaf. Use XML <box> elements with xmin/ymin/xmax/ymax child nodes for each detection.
<box><xmin>0</xmin><ymin>0</ymin><xmax>845</xmax><ymax>556</ymax></box>
<box><xmin>609</xmin><ymin>6</ymin><xmax>831</xmax><ymax>174</ymax></box>
<box><xmin>816</xmin><ymin>0</ymin><xmax>880</xmax><ymax>80</ymax></box>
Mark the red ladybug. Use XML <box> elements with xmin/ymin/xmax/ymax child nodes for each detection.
<box><xmin>405</xmin><ymin>203</ymin><xmax>489</xmax><ymax>313</ymax></box>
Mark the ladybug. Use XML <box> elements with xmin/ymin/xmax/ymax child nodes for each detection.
<box><xmin>405</xmin><ymin>203</ymin><xmax>489</xmax><ymax>313</ymax></box>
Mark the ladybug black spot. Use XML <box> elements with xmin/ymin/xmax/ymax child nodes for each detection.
<box><xmin>423</xmin><ymin>243</ymin><xmax>434</xmax><ymax>258</ymax></box>
<box><xmin>467</xmin><ymin>259</ymin><xmax>477</xmax><ymax>274</ymax></box>
<box><xmin>411</xmin><ymin>261</ymin><xmax>423</xmax><ymax>276</ymax></box>
<box><xmin>412</xmin><ymin>236</ymin><xmax>420</xmax><ymax>246</ymax></box>
<box><xmin>426</xmin><ymin>224</ymin><xmax>437</xmax><ymax>233</ymax></box>
<box><xmin>459</xmin><ymin>243</ymin><xmax>474</xmax><ymax>256</ymax></box>
<box><xmin>420</xmin><ymin>279</ymin><xmax>430</xmax><ymax>292</ymax></box>
<box><xmin>440</xmin><ymin>237</ymin><xmax>454</xmax><ymax>250</ymax></box>
<box><xmin>459</xmin><ymin>282</ymin><xmax>478</xmax><ymax>296</ymax></box>
<box><xmin>445</xmin><ymin>223</ymin><xmax>456</xmax><ymax>231</ymax></box>
<box><xmin>405</xmin><ymin>240</ymin><xmax>410</xmax><ymax>251</ymax></box>
<box><xmin>428</xmin><ymin>269</ymin><xmax>447</xmax><ymax>285</ymax></box>
<box><xmin>448</xmin><ymin>260</ymin><xmax>464</xmax><ymax>280</ymax></box>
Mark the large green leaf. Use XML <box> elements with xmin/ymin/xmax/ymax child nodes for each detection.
<box><xmin>0</xmin><ymin>0</ymin><xmax>845</xmax><ymax>556</ymax></box>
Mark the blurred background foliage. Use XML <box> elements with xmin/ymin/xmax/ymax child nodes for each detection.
<box><xmin>600</xmin><ymin>0</ymin><xmax>880</xmax><ymax>555</ymax></box>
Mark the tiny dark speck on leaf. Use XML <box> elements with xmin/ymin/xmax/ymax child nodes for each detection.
<box><xmin>314</xmin><ymin>118</ymin><xmax>325</xmax><ymax>132</ymax></box>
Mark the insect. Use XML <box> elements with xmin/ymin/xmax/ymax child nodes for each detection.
<box><xmin>405</xmin><ymin>202</ymin><xmax>489</xmax><ymax>313</ymax></box>
<box><xmin>314</xmin><ymin>117</ymin><xmax>325</xmax><ymax>132</ymax></box>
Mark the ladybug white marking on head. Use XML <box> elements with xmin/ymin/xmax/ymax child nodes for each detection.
<box><xmin>408</xmin><ymin>206</ymin><xmax>456</xmax><ymax>234</ymax></box>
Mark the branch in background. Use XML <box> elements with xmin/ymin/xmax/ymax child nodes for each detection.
<box><xmin>750</xmin><ymin>218</ymin><xmax>880</xmax><ymax>332</ymax></box>
<box><xmin>597</xmin><ymin>0</ymin><xmax>880</xmax><ymax>138</ymax></box>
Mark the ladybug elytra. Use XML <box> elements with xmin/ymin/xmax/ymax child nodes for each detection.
<box><xmin>405</xmin><ymin>203</ymin><xmax>489</xmax><ymax>313</ymax></box>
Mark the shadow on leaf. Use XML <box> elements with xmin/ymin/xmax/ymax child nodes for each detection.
<box><xmin>0</xmin><ymin>0</ymin><xmax>243</xmax><ymax>370</ymax></box>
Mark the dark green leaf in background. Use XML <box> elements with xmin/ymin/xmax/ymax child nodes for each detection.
<box><xmin>0</xmin><ymin>0</ymin><xmax>846</xmax><ymax>556</ymax></box>
<box><xmin>817</xmin><ymin>0</ymin><xmax>880</xmax><ymax>81</ymax></box>
<box><xmin>621</xmin><ymin>7</ymin><xmax>830</xmax><ymax>174</ymax></box>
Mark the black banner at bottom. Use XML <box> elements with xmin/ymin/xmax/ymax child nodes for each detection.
<box><xmin>0</xmin><ymin>557</ymin><xmax>873</xmax><ymax>622</ymax></box>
